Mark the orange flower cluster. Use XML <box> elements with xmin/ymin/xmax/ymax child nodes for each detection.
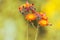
<box><xmin>19</xmin><ymin>2</ymin><xmax>33</xmax><ymax>11</ymax></box>
<box><xmin>19</xmin><ymin>1</ymin><xmax>50</xmax><ymax>27</ymax></box>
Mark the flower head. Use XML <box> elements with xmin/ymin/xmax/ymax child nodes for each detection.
<box><xmin>42</xmin><ymin>16</ymin><xmax>48</xmax><ymax>20</ymax></box>
<box><xmin>26</xmin><ymin>2</ymin><xmax>30</xmax><ymax>8</ymax></box>
<box><xmin>38</xmin><ymin>19</ymin><xmax>48</xmax><ymax>26</ymax></box>
<box><xmin>25</xmin><ymin>13</ymin><xmax>36</xmax><ymax>22</ymax></box>
<box><xmin>19</xmin><ymin>6</ymin><xmax>23</xmax><ymax>11</ymax></box>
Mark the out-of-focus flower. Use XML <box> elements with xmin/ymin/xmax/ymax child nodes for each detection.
<box><xmin>42</xmin><ymin>16</ymin><xmax>48</xmax><ymax>20</ymax></box>
<box><xmin>39</xmin><ymin>12</ymin><xmax>48</xmax><ymax>20</ymax></box>
<box><xmin>19</xmin><ymin>6</ymin><xmax>23</xmax><ymax>11</ymax></box>
<box><xmin>25</xmin><ymin>13</ymin><xmax>36</xmax><ymax>22</ymax></box>
<box><xmin>26</xmin><ymin>1</ymin><xmax>30</xmax><ymax>8</ymax></box>
<box><xmin>19</xmin><ymin>3</ymin><xmax>33</xmax><ymax>12</ymax></box>
<box><xmin>39</xmin><ymin>12</ymin><xmax>46</xmax><ymax>17</ymax></box>
<box><xmin>39</xmin><ymin>12</ymin><xmax>45</xmax><ymax>16</ymax></box>
<box><xmin>19</xmin><ymin>4</ymin><xmax>26</xmax><ymax>11</ymax></box>
<box><xmin>38</xmin><ymin>19</ymin><xmax>48</xmax><ymax>26</ymax></box>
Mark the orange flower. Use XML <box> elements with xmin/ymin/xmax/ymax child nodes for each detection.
<box><xmin>26</xmin><ymin>2</ymin><xmax>30</xmax><ymax>8</ymax></box>
<box><xmin>39</xmin><ymin>12</ymin><xmax>44</xmax><ymax>16</ymax></box>
<box><xmin>25</xmin><ymin>13</ymin><xmax>36</xmax><ymax>22</ymax></box>
<box><xmin>39</xmin><ymin>12</ymin><xmax>48</xmax><ymax>20</ymax></box>
<box><xmin>38</xmin><ymin>19</ymin><xmax>48</xmax><ymax>26</ymax></box>
<box><xmin>19</xmin><ymin>6</ymin><xmax>22</xmax><ymax>11</ymax></box>
<box><xmin>19</xmin><ymin>4</ymin><xmax>26</xmax><ymax>11</ymax></box>
<box><xmin>42</xmin><ymin>16</ymin><xmax>48</xmax><ymax>20</ymax></box>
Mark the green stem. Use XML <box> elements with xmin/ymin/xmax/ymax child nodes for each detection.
<box><xmin>35</xmin><ymin>25</ymin><xmax>39</xmax><ymax>40</ymax></box>
<box><xmin>31</xmin><ymin>22</ymin><xmax>36</xmax><ymax>29</ymax></box>
<box><xmin>27</xmin><ymin>24</ymin><xmax>28</xmax><ymax>40</ymax></box>
<box><xmin>26</xmin><ymin>21</ymin><xmax>29</xmax><ymax>40</ymax></box>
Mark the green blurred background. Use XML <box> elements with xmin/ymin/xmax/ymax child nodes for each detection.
<box><xmin>0</xmin><ymin>0</ymin><xmax>60</xmax><ymax>40</ymax></box>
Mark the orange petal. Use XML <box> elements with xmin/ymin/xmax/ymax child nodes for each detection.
<box><xmin>19</xmin><ymin>6</ymin><xmax>22</xmax><ymax>11</ymax></box>
<box><xmin>38</xmin><ymin>19</ymin><xmax>48</xmax><ymax>26</ymax></box>
<box><xmin>42</xmin><ymin>16</ymin><xmax>48</xmax><ymax>20</ymax></box>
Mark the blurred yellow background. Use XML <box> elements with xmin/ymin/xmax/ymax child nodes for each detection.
<box><xmin>0</xmin><ymin>0</ymin><xmax>60</xmax><ymax>40</ymax></box>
